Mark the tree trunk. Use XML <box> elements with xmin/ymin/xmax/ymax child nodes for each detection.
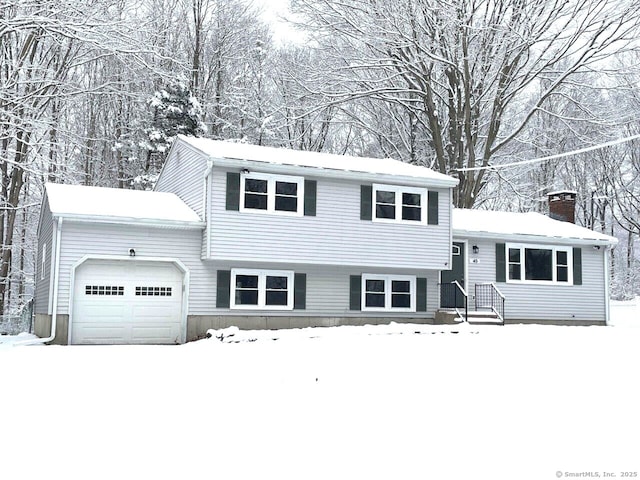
<box><xmin>48</xmin><ymin>101</ymin><xmax>59</xmax><ymax>182</ymax></box>
<box><xmin>0</xmin><ymin>130</ymin><xmax>29</xmax><ymax>315</ymax></box>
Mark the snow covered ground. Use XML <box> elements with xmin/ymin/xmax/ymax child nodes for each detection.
<box><xmin>1</xmin><ymin>305</ymin><xmax>639</xmax><ymax>480</ymax></box>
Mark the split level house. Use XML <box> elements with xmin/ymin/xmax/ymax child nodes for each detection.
<box><xmin>34</xmin><ymin>136</ymin><xmax>618</xmax><ymax>344</ymax></box>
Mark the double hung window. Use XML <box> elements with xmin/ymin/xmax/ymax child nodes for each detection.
<box><xmin>240</xmin><ymin>172</ymin><xmax>304</xmax><ymax>216</ymax></box>
<box><xmin>231</xmin><ymin>269</ymin><xmax>294</xmax><ymax>310</ymax></box>
<box><xmin>507</xmin><ymin>244</ymin><xmax>572</xmax><ymax>284</ymax></box>
<box><xmin>362</xmin><ymin>274</ymin><xmax>416</xmax><ymax>311</ymax></box>
<box><xmin>41</xmin><ymin>243</ymin><xmax>46</xmax><ymax>280</ymax></box>
<box><xmin>372</xmin><ymin>184</ymin><xmax>426</xmax><ymax>223</ymax></box>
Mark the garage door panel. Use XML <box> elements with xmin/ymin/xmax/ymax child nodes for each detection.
<box><xmin>130</xmin><ymin>305</ymin><xmax>181</xmax><ymax>322</ymax></box>
<box><xmin>131</xmin><ymin>325</ymin><xmax>181</xmax><ymax>344</ymax></box>
<box><xmin>77</xmin><ymin>304</ymin><xmax>128</xmax><ymax>321</ymax></box>
<box><xmin>72</xmin><ymin>325</ymin><xmax>129</xmax><ymax>344</ymax></box>
<box><xmin>72</xmin><ymin>260</ymin><xmax>184</xmax><ymax>345</ymax></box>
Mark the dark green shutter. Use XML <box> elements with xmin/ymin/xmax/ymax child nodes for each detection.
<box><xmin>350</xmin><ymin>275</ymin><xmax>362</xmax><ymax>310</ymax></box>
<box><xmin>216</xmin><ymin>270</ymin><xmax>231</xmax><ymax>308</ymax></box>
<box><xmin>427</xmin><ymin>191</ymin><xmax>439</xmax><ymax>225</ymax></box>
<box><xmin>294</xmin><ymin>273</ymin><xmax>306</xmax><ymax>309</ymax></box>
<box><xmin>496</xmin><ymin>243</ymin><xmax>506</xmax><ymax>282</ymax></box>
<box><xmin>573</xmin><ymin>247</ymin><xmax>582</xmax><ymax>285</ymax></box>
<box><xmin>226</xmin><ymin>172</ymin><xmax>240</xmax><ymax>211</ymax></box>
<box><xmin>360</xmin><ymin>185</ymin><xmax>372</xmax><ymax>220</ymax></box>
<box><xmin>416</xmin><ymin>277</ymin><xmax>427</xmax><ymax>312</ymax></box>
<box><xmin>304</xmin><ymin>180</ymin><xmax>317</xmax><ymax>216</ymax></box>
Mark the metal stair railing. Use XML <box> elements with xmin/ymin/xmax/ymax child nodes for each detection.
<box><xmin>439</xmin><ymin>281</ymin><xmax>468</xmax><ymax>322</ymax></box>
<box><xmin>474</xmin><ymin>282</ymin><xmax>505</xmax><ymax>322</ymax></box>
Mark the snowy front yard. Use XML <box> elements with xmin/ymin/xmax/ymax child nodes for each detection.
<box><xmin>2</xmin><ymin>320</ymin><xmax>639</xmax><ymax>480</ymax></box>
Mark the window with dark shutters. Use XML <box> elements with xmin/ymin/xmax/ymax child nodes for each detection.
<box><xmin>225</xmin><ymin>173</ymin><xmax>240</xmax><ymax>211</ymax></box>
<box><xmin>216</xmin><ymin>270</ymin><xmax>231</xmax><ymax>308</ymax></box>
<box><xmin>350</xmin><ymin>275</ymin><xmax>362</xmax><ymax>310</ymax></box>
<box><xmin>360</xmin><ymin>186</ymin><xmax>372</xmax><ymax>221</ymax></box>
<box><xmin>503</xmin><ymin>243</ymin><xmax>577</xmax><ymax>284</ymax></box>
<box><xmin>303</xmin><ymin>180</ymin><xmax>317</xmax><ymax>217</ymax></box>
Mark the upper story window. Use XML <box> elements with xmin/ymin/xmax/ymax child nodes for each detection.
<box><xmin>240</xmin><ymin>172</ymin><xmax>304</xmax><ymax>216</ymax></box>
<box><xmin>507</xmin><ymin>244</ymin><xmax>572</xmax><ymax>284</ymax></box>
<box><xmin>373</xmin><ymin>184</ymin><xmax>426</xmax><ymax>224</ymax></box>
<box><xmin>361</xmin><ymin>274</ymin><xmax>416</xmax><ymax>312</ymax></box>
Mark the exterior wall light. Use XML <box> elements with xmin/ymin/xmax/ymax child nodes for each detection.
<box><xmin>129</xmin><ymin>248</ymin><xmax>136</xmax><ymax>257</ymax></box>
<box><xmin>472</xmin><ymin>245</ymin><xmax>479</xmax><ymax>254</ymax></box>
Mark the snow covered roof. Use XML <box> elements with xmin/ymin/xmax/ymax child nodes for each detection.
<box><xmin>547</xmin><ymin>189</ymin><xmax>578</xmax><ymax>196</ymax></box>
<box><xmin>45</xmin><ymin>183</ymin><xmax>203</xmax><ymax>227</ymax></box>
<box><xmin>453</xmin><ymin>208</ymin><xmax>618</xmax><ymax>246</ymax></box>
<box><xmin>177</xmin><ymin>135</ymin><xmax>458</xmax><ymax>187</ymax></box>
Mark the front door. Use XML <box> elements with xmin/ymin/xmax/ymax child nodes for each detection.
<box><xmin>441</xmin><ymin>241</ymin><xmax>465</xmax><ymax>308</ymax></box>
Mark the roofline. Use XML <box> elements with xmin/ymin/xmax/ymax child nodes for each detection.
<box><xmin>547</xmin><ymin>190</ymin><xmax>578</xmax><ymax>196</ymax></box>
<box><xmin>36</xmin><ymin>189</ymin><xmax>47</xmax><ymax>240</ymax></box>
<box><xmin>453</xmin><ymin>229</ymin><xmax>618</xmax><ymax>246</ymax></box>
<box><xmin>212</xmin><ymin>156</ymin><xmax>458</xmax><ymax>188</ymax></box>
<box><xmin>176</xmin><ymin>136</ymin><xmax>459</xmax><ymax>188</ymax></box>
<box><xmin>52</xmin><ymin>213</ymin><xmax>205</xmax><ymax>229</ymax></box>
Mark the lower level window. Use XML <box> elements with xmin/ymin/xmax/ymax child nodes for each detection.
<box><xmin>507</xmin><ymin>243</ymin><xmax>572</xmax><ymax>284</ymax></box>
<box><xmin>362</xmin><ymin>274</ymin><xmax>416</xmax><ymax>312</ymax></box>
<box><xmin>231</xmin><ymin>269</ymin><xmax>294</xmax><ymax>310</ymax></box>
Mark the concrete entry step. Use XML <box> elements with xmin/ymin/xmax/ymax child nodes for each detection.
<box><xmin>435</xmin><ymin>309</ymin><xmax>503</xmax><ymax>325</ymax></box>
<box><xmin>466</xmin><ymin>311</ymin><xmax>504</xmax><ymax>325</ymax></box>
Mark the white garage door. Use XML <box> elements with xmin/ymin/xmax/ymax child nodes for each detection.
<box><xmin>72</xmin><ymin>260</ymin><xmax>184</xmax><ymax>345</ymax></box>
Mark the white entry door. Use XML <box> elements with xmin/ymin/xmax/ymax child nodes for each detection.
<box><xmin>71</xmin><ymin>260</ymin><xmax>184</xmax><ymax>345</ymax></box>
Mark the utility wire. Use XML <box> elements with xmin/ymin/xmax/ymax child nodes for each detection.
<box><xmin>456</xmin><ymin>133</ymin><xmax>640</xmax><ymax>172</ymax></box>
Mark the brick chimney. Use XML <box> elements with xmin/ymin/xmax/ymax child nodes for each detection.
<box><xmin>548</xmin><ymin>190</ymin><xmax>577</xmax><ymax>223</ymax></box>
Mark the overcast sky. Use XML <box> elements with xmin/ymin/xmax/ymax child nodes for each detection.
<box><xmin>255</xmin><ymin>0</ymin><xmax>303</xmax><ymax>44</ymax></box>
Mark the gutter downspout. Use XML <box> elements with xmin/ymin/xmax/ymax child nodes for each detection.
<box><xmin>604</xmin><ymin>245</ymin><xmax>611</xmax><ymax>325</ymax></box>
<box><xmin>203</xmin><ymin>159</ymin><xmax>213</xmax><ymax>259</ymax></box>
<box><xmin>17</xmin><ymin>217</ymin><xmax>63</xmax><ymax>346</ymax></box>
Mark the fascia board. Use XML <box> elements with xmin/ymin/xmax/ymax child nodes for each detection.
<box><xmin>52</xmin><ymin>213</ymin><xmax>205</xmax><ymax>229</ymax></box>
<box><xmin>453</xmin><ymin>229</ymin><xmax>618</xmax><ymax>247</ymax></box>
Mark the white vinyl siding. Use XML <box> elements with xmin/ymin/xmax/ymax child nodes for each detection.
<box><xmin>54</xmin><ymin>222</ymin><xmax>210</xmax><ymax>315</ymax></box>
<box><xmin>214</xmin><ymin>263</ymin><xmax>439</xmax><ymax>318</ymax></box>
<box><xmin>461</xmin><ymin>237</ymin><xmax>607</xmax><ymax>323</ymax></box>
<box><xmin>34</xmin><ymin>197</ymin><xmax>54</xmax><ymax>314</ymax></box>
<box><xmin>53</xmin><ymin>219</ymin><xmax>440</xmax><ymax>318</ymax></box>
<box><xmin>209</xmin><ymin>168</ymin><xmax>451</xmax><ymax>270</ymax></box>
<box><xmin>155</xmin><ymin>142</ymin><xmax>207</xmax><ymax>218</ymax></box>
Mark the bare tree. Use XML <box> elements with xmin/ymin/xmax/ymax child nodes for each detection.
<box><xmin>0</xmin><ymin>0</ymin><xmax>179</xmax><ymax>316</ymax></box>
<box><xmin>291</xmin><ymin>0</ymin><xmax>640</xmax><ymax>207</ymax></box>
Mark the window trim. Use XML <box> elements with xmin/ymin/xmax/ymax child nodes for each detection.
<box><xmin>361</xmin><ymin>274</ymin><xmax>416</xmax><ymax>312</ymax></box>
<box><xmin>240</xmin><ymin>172</ymin><xmax>305</xmax><ymax>216</ymax></box>
<box><xmin>506</xmin><ymin>243</ymin><xmax>573</xmax><ymax>285</ymax></box>
<box><xmin>230</xmin><ymin>268</ymin><xmax>294</xmax><ymax>310</ymax></box>
<box><xmin>41</xmin><ymin>243</ymin><xmax>46</xmax><ymax>280</ymax></box>
<box><xmin>372</xmin><ymin>184</ymin><xmax>427</xmax><ymax>224</ymax></box>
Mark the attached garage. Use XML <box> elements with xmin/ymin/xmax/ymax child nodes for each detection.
<box><xmin>71</xmin><ymin>259</ymin><xmax>186</xmax><ymax>345</ymax></box>
<box><xmin>34</xmin><ymin>183</ymin><xmax>204</xmax><ymax>345</ymax></box>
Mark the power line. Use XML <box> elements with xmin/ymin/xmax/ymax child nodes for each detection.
<box><xmin>456</xmin><ymin>133</ymin><xmax>640</xmax><ymax>172</ymax></box>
